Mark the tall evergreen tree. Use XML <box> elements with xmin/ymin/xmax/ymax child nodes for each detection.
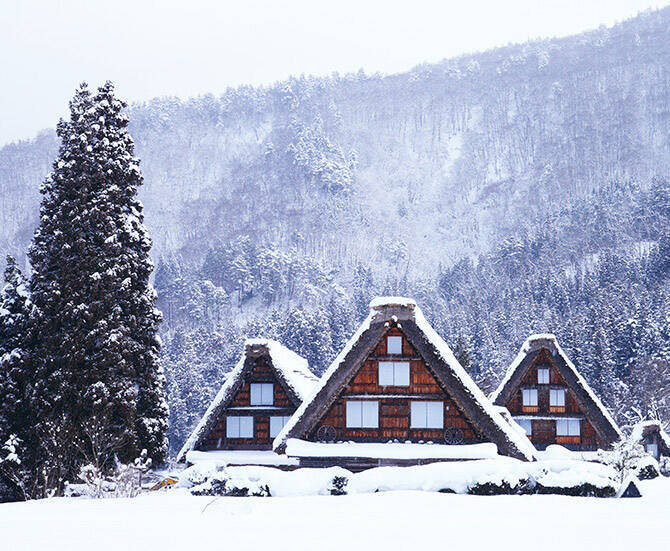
<box><xmin>0</xmin><ymin>256</ymin><xmax>32</xmax><ymax>501</ymax></box>
<box><xmin>28</xmin><ymin>82</ymin><xmax>168</xmax><ymax>488</ymax></box>
<box><xmin>0</xmin><ymin>256</ymin><xmax>31</xmax><ymax>444</ymax></box>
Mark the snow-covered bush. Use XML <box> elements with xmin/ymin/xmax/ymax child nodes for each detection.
<box><xmin>659</xmin><ymin>457</ymin><xmax>670</xmax><ymax>477</ymax></box>
<box><xmin>75</xmin><ymin>464</ymin><xmax>106</xmax><ymax>498</ymax></box>
<box><xmin>632</xmin><ymin>456</ymin><xmax>660</xmax><ymax>480</ymax></box>
<box><xmin>190</xmin><ymin>471</ymin><xmax>270</xmax><ymax>497</ymax></box>
<box><xmin>467</xmin><ymin>478</ymin><xmax>533</xmax><ymax>495</ymax></box>
<box><xmin>182</xmin><ymin>459</ymin><xmax>619</xmax><ymax>498</ymax></box>
<box><xmin>601</xmin><ymin>438</ymin><xmax>647</xmax><ymax>482</ymax></box>
<box><xmin>67</xmin><ymin>450</ymin><xmax>156</xmax><ymax>499</ymax></box>
<box><xmin>534</xmin><ymin>480</ymin><xmax>615</xmax><ymax>497</ymax></box>
<box><xmin>0</xmin><ymin>435</ymin><xmax>27</xmax><ymax>502</ymax></box>
<box><xmin>328</xmin><ymin>475</ymin><xmax>349</xmax><ymax>496</ymax></box>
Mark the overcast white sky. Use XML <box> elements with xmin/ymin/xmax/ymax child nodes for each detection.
<box><xmin>0</xmin><ymin>0</ymin><xmax>666</xmax><ymax>146</ymax></box>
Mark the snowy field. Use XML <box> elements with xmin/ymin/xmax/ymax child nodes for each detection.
<box><xmin>1</xmin><ymin>477</ymin><xmax>668</xmax><ymax>551</ymax></box>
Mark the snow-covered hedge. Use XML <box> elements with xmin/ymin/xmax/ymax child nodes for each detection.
<box><xmin>179</xmin><ymin>457</ymin><xmax>618</xmax><ymax>498</ymax></box>
<box><xmin>633</xmin><ymin>456</ymin><xmax>660</xmax><ymax>480</ymax></box>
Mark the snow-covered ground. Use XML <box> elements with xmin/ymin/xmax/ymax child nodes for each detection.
<box><xmin>1</xmin><ymin>477</ymin><xmax>668</xmax><ymax>551</ymax></box>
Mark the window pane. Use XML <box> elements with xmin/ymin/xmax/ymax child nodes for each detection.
<box><xmin>569</xmin><ymin>419</ymin><xmax>580</xmax><ymax>436</ymax></box>
<box><xmin>346</xmin><ymin>401</ymin><xmax>362</xmax><ymax>428</ymax></box>
<box><xmin>394</xmin><ymin>362</ymin><xmax>410</xmax><ymax>386</ymax></box>
<box><xmin>250</xmin><ymin>384</ymin><xmax>261</xmax><ymax>405</ymax></box>
<box><xmin>240</xmin><ymin>416</ymin><xmax>254</xmax><ymax>438</ymax></box>
<box><xmin>426</xmin><ymin>402</ymin><xmax>444</xmax><ymax>428</ymax></box>
<box><xmin>387</xmin><ymin>336</ymin><xmax>402</xmax><ymax>355</ymax></box>
<box><xmin>378</xmin><ymin>362</ymin><xmax>394</xmax><ymax>386</ymax></box>
<box><xmin>226</xmin><ymin>416</ymin><xmax>240</xmax><ymax>438</ymax></box>
<box><xmin>556</xmin><ymin>419</ymin><xmax>568</xmax><ymax>436</ymax></box>
<box><xmin>261</xmin><ymin>383</ymin><xmax>274</xmax><ymax>405</ymax></box>
<box><xmin>411</xmin><ymin>401</ymin><xmax>426</xmax><ymax>428</ymax></box>
<box><xmin>538</xmin><ymin>368</ymin><xmax>549</xmax><ymax>384</ymax></box>
<box><xmin>270</xmin><ymin>416</ymin><xmax>288</xmax><ymax>438</ymax></box>
<box><xmin>362</xmin><ymin>402</ymin><xmax>379</xmax><ymax>428</ymax></box>
<box><xmin>550</xmin><ymin>389</ymin><xmax>565</xmax><ymax>406</ymax></box>
<box><xmin>646</xmin><ymin>443</ymin><xmax>658</xmax><ymax>457</ymax></box>
<box><xmin>523</xmin><ymin>389</ymin><xmax>538</xmax><ymax>406</ymax></box>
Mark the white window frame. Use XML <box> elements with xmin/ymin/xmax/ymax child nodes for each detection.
<box><xmin>346</xmin><ymin>401</ymin><xmax>379</xmax><ymax>428</ymax></box>
<box><xmin>250</xmin><ymin>382</ymin><xmax>274</xmax><ymax>406</ymax></box>
<box><xmin>387</xmin><ymin>336</ymin><xmax>403</xmax><ymax>355</ymax></box>
<box><xmin>269</xmin><ymin>415</ymin><xmax>292</xmax><ymax>438</ymax></box>
<box><xmin>378</xmin><ymin>361</ymin><xmax>410</xmax><ymax>386</ymax></box>
<box><xmin>556</xmin><ymin>419</ymin><xmax>580</xmax><ymax>437</ymax></box>
<box><xmin>226</xmin><ymin>416</ymin><xmax>254</xmax><ymax>438</ymax></box>
<box><xmin>550</xmin><ymin>388</ymin><xmax>566</xmax><ymax>407</ymax></box>
<box><xmin>537</xmin><ymin>368</ymin><xmax>550</xmax><ymax>384</ymax></box>
<box><xmin>516</xmin><ymin>418</ymin><xmax>533</xmax><ymax>436</ymax></box>
<box><xmin>522</xmin><ymin>388</ymin><xmax>538</xmax><ymax>406</ymax></box>
<box><xmin>410</xmin><ymin>401</ymin><xmax>444</xmax><ymax>429</ymax></box>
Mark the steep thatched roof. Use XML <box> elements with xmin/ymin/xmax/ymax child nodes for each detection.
<box><xmin>177</xmin><ymin>339</ymin><xmax>317</xmax><ymax>462</ymax></box>
<box><xmin>631</xmin><ymin>420</ymin><xmax>670</xmax><ymax>456</ymax></box>
<box><xmin>274</xmin><ymin>297</ymin><xmax>537</xmax><ymax>461</ymax></box>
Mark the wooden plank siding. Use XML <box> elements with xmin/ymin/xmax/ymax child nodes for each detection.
<box><xmin>310</xmin><ymin>327</ymin><xmax>482</xmax><ymax>443</ymax></box>
<box><xmin>504</xmin><ymin>349</ymin><xmax>598</xmax><ymax>450</ymax></box>
<box><xmin>201</xmin><ymin>358</ymin><xmax>298</xmax><ymax>450</ymax></box>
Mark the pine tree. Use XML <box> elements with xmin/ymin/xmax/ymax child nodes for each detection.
<box><xmin>27</xmin><ymin>82</ymin><xmax>168</xmax><ymax>488</ymax></box>
<box><xmin>0</xmin><ymin>256</ymin><xmax>31</xmax><ymax>446</ymax></box>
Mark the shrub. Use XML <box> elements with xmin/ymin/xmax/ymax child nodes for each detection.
<box><xmin>535</xmin><ymin>482</ymin><xmax>615</xmax><ymax>497</ymax></box>
<box><xmin>329</xmin><ymin>476</ymin><xmax>348</xmax><ymax>496</ymax></box>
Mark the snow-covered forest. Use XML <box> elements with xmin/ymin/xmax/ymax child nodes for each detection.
<box><xmin>0</xmin><ymin>8</ymin><xmax>668</xmax><ymax>455</ymax></box>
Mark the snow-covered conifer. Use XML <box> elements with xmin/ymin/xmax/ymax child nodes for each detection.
<box><xmin>28</xmin><ymin>82</ymin><xmax>168</xmax><ymax>485</ymax></box>
<box><xmin>0</xmin><ymin>256</ymin><xmax>31</xmax><ymax>446</ymax></box>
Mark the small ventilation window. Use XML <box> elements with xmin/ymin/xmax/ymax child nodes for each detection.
<box><xmin>387</xmin><ymin>336</ymin><xmax>402</xmax><ymax>355</ymax></box>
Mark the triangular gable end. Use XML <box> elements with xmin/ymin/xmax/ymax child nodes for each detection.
<box><xmin>616</xmin><ymin>476</ymin><xmax>642</xmax><ymax>498</ymax></box>
<box><xmin>274</xmin><ymin>297</ymin><xmax>536</xmax><ymax>461</ymax></box>
<box><xmin>322</xmin><ymin>324</ymin><xmax>486</xmax><ymax>443</ymax></box>
<box><xmin>491</xmin><ymin>334</ymin><xmax>622</xmax><ymax>448</ymax></box>
<box><xmin>177</xmin><ymin>339</ymin><xmax>316</xmax><ymax>462</ymax></box>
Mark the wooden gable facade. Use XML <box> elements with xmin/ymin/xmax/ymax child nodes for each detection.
<box><xmin>200</xmin><ymin>354</ymin><xmax>296</xmax><ymax>450</ymax></box>
<box><xmin>274</xmin><ymin>298</ymin><xmax>536</xmax><ymax>466</ymax></box>
<box><xmin>314</xmin><ymin>326</ymin><xmax>482</xmax><ymax>444</ymax></box>
<box><xmin>177</xmin><ymin>340</ymin><xmax>317</xmax><ymax>462</ymax></box>
<box><xmin>492</xmin><ymin>334</ymin><xmax>621</xmax><ymax>451</ymax></box>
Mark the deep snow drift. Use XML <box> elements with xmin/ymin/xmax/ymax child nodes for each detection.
<box><xmin>0</xmin><ymin>477</ymin><xmax>668</xmax><ymax>551</ymax></box>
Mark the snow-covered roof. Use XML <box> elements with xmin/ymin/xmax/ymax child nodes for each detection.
<box><xmin>185</xmin><ymin>449</ymin><xmax>299</xmax><ymax>467</ymax></box>
<box><xmin>284</xmin><ymin>439</ymin><xmax>499</xmax><ymax>460</ymax></box>
<box><xmin>245</xmin><ymin>338</ymin><xmax>317</xmax><ymax>399</ymax></box>
<box><xmin>368</xmin><ymin>296</ymin><xmax>417</xmax><ymax>309</ymax></box>
<box><xmin>490</xmin><ymin>334</ymin><xmax>554</xmax><ymax>403</ymax></box>
<box><xmin>630</xmin><ymin>420</ymin><xmax>670</xmax><ymax>454</ymax></box>
<box><xmin>491</xmin><ymin>333</ymin><xmax>622</xmax><ymax>445</ymax></box>
<box><xmin>274</xmin><ymin>298</ymin><xmax>537</xmax><ymax>461</ymax></box>
<box><xmin>177</xmin><ymin>339</ymin><xmax>317</xmax><ymax>462</ymax></box>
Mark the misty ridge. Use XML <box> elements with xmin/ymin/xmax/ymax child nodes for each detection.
<box><xmin>0</xmin><ymin>7</ymin><xmax>667</xmax><ymax>453</ymax></box>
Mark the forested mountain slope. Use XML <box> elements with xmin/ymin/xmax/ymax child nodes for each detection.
<box><xmin>1</xmin><ymin>9</ymin><xmax>668</xmax><ymax>453</ymax></box>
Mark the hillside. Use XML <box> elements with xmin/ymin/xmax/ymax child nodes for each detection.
<box><xmin>0</xmin><ymin>8</ymin><xmax>668</xmax><ymax>452</ymax></box>
<box><xmin>1</xmin><ymin>8</ymin><xmax>667</xmax><ymax>268</ymax></box>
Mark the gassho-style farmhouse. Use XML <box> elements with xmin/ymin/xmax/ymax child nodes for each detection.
<box><xmin>177</xmin><ymin>297</ymin><xmax>665</xmax><ymax>470</ymax></box>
